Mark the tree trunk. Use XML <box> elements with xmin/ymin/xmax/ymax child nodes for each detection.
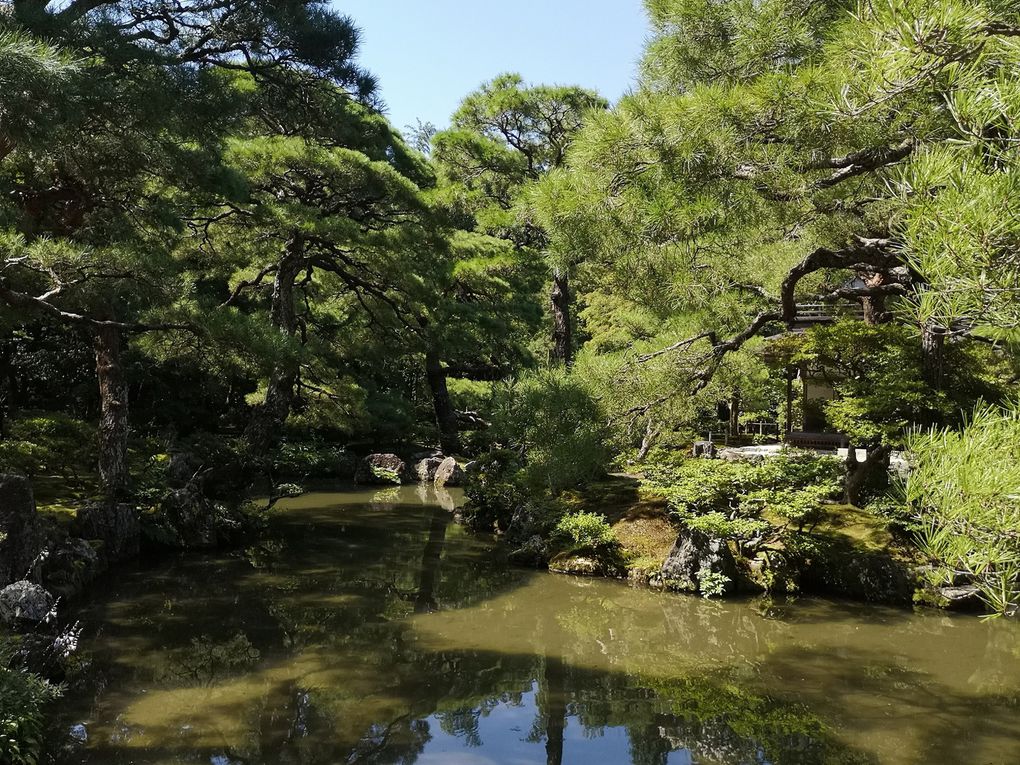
<box><xmin>549</xmin><ymin>270</ymin><xmax>572</xmax><ymax>368</ymax></box>
<box><xmin>784</xmin><ymin>371</ymin><xmax>795</xmax><ymax>436</ymax></box>
<box><xmin>861</xmin><ymin>272</ymin><xmax>888</xmax><ymax>325</ymax></box>
<box><xmin>729</xmin><ymin>389</ymin><xmax>741</xmax><ymax>438</ymax></box>
<box><xmin>93</xmin><ymin>324</ymin><xmax>129</xmax><ymax>498</ymax></box>
<box><xmin>845</xmin><ymin>444</ymin><xmax>891</xmax><ymax>506</ymax></box>
<box><xmin>244</xmin><ymin>237</ymin><xmax>304</xmax><ymax>457</ymax></box>
<box><xmin>636</xmin><ymin>418</ymin><xmax>659</xmax><ymax>461</ymax></box>
<box><xmin>921</xmin><ymin>322</ymin><xmax>946</xmax><ymax>389</ymax></box>
<box><xmin>425</xmin><ymin>349</ymin><xmax>461</xmax><ymax>455</ymax></box>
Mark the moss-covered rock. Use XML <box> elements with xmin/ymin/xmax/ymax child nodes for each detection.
<box><xmin>355</xmin><ymin>454</ymin><xmax>406</xmax><ymax>485</ymax></box>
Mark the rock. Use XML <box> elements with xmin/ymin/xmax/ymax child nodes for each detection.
<box><xmin>355</xmin><ymin>454</ymin><xmax>406</xmax><ymax>485</ymax></box>
<box><xmin>742</xmin><ymin>549</ymin><xmax>797</xmax><ymax>594</ymax></box>
<box><xmin>795</xmin><ymin>537</ymin><xmax>918</xmax><ymax>605</ymax></box>
<box><xmin>42</xmin><ymin>537</ymin><xmax>103</xmax><ymax>600</ymax></box>
<box><xmin>549</xmin><ymin>548</ymin><xmax>625</xmax><ymax>578</ymax></box>
<box><xmin>76</xmin><ymin>502</ymin><xmax>140</xmax><ymax>563</ymax></box>
<box><xmin>692</xmin><ymin>441</ymin><xmax>717</xmax><ymax>459</ymax></box>
<box><xmin>0</xmin><ymin>581</ymin><xmax>54</xmax><ymax>625</ymax></box>
<box><xmin>0</xmin><ymin>474</ymin><xmax>45</xmax><ymax>587</ymax></box>
<box><xmin>508</xmin><ymin>535</ymin><xmax>550</xmax><ymax>567</ymax></box>
<box><xmin>888</xmin><ymin>450</ymin><xmax>911</xmax><ymax>480</ymax></box>
<box><xmin>660</xmin><ymin>526</ymin><xmax>738</xmax><ymax>594</ymax></box>
<box><xmin>168</xmin><ymin>450</ymin><xmax>202</xmax><ymax>486</ymax></box>
<box><xmin>938</xmin><ymin>584</ymin><xmax>983</xmax><ymax>608</ymax></box>
<box><xmin>68</xmin><ymin>724</ymin><xmax>88</xmax><ymax>744</ymax></box>
<box><xmin>434</xmin><ymin>457</ymin><xmax>464</xmax><ymax>488</ymax></box>
<box><xmin>413</xmin><ymin>457</ymin><xmax>445</xmax><ymax>483</ymax></box>
<box><xmin>153</xmin><ymin>485</ymin><xmax>218</xmax><ymax>549</ymax></box>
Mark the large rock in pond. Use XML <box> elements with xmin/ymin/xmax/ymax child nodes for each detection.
<box><xmin>42</xmin><ymin>537</ymin><xmax>103</xmax><ymax>600</ymax></box>
<box><xmin>508</xmin><ymin>535</ymin><xmax>550</xmax><ymax>568</ymax></box>
<box><xmin>76</xmin><ymin>502</ymin><xmax>140</xmax><ymax>563</ymax></box>
<box><xmin>355</xmin><ymin>454</ymin><xmax>406</xmax><ymax>485</ymax></box>
<box><xmin>0</xmin><ymin>581</ymin><xmax>54</xmax><ymax>625</ymax></box>
<box><xmin>413</xmin><ymin>456</ymin><xmax>445</xmax><ymax>483</ymax></box>
<box><xmin>659</xmin><ymin>526</ymin><xmax>739</xmax><ymax>595</ymax></box>
<box><xmin>434</xmin><ymin>457</ymin><xmax>465</xmax><ymax>488</ymax></box>
<box><xmin>0</xmin><ymin>474</ymin><xmax>45</xmax><ymax>587</ymax></box>
<box><xmin>794</xmin><ymin>536</ymin><xmax>918</xmax><ymax>605</ymax></box>
<box><xmin>150</xmin><ymin>485</ymin><xmax>219</xmax><ymax>549</ymax></box>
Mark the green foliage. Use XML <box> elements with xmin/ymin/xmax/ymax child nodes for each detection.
<box><xmin>0</xmin><ymin>635</ymin><xmax>61</xmax><ymax>765</ymax></box>
<box><xmin>273</xmin><ymin>441</ymin><xmax>355</xmax><ymax>480</ymax></box>
<box><xmin>462</xmin><ymin>448</ymin><xmax>529</xmax><ymax>532</ymax></box>
<box><xmin>791</xmin><ymin>321</ymin><xmax>1011</xmax><ymax>446</ymax></box>
<box><xmin>908</xmin><ymin>403</ymin><xmax>1020</xmax><ymax>616</ymax></box>
<box><xmin>491</xmin><ymin>370</ymin><xmax>611</xmax><ymax>493</ymax></box>
<box><xmin>0</xmin><ymin>414</ymin><xmax>96</xmax><ymax>486</ymax></box>
<box><xmin>698</xmin><ymin>570</ymin><xmax>731</xmax><ymax>599</ymax></box>
<box><xmin>644</xmin><ymin>451</ymin><xmax>844</xmax><ymax>543</ymax></box>
<box><xmin>555</xmin><ymin>512</ymin><xmax>616</xmax><ymax>550</ymax></box>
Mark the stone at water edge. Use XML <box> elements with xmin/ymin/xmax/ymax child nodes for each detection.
<box><xmin>42</xmin><ymin>537</ymin><xmax>103</xmax><ymax>600</ymax></box>
<box><xmin>414</xmin><ymin>456</ymin><xmax>445</xmax><ymax>483</ymax></box>
<box><xmin>0</xmin><ymin>580</ymin><xmax>54</xmax><ymax>625</ymax></box>
<box><xmin>659</xmin><ymin>525</ymin><xmax>739</xmax><ymax>594</ymax></box>
<box><xmin>508</xmin><ymin>535</ymin><xmax>550</xmax><ymax>567</ymax></box>
<box><xmin>354</xmin><ymin>453</ymin><xmax>406</xmax><ymax>485</ymax></box>
<box><xmin>0</xmin><ymin>473</ymin><xmax>45</xmax><ymax>588</ymax></box>
<box><xmin>76</xmin><ymin>502</ymin><xmax>140</xmax><ymax>563</ymax></box>
<box><xmin>434</xmin><ymin>457</ymin><xmax>465</xmax><ymax>488</ymax></box>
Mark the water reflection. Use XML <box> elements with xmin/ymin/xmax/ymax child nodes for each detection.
<box><xmin>57</xmin><ymin>488</ymin><xmax>1020</xmax><ymax>765</ymax></box>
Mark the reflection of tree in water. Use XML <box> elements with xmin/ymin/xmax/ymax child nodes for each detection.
<box><xmin>155</xmin><ymin>632</ymin><xmax>261</xmax><ymax>685</ymax></box>
<box><xmin>70</xmin><ymin>495</ymin><xmax>990</xmax><ymax>765</ymax></box>
<box><xmin>435</xmin><ymin>707</ymin><xmax>483</xmax><ymax>747</ymax></box>
<box><xmin>414</xmin><ymin>506</ymin><xmax>450</xmax><ymax>614</ymax></box>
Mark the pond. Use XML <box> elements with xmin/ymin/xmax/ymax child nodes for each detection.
<box><xmin>56</xmin><ymin>487</ymin><xmax>1020</xmax><ymax>765</ymax></box>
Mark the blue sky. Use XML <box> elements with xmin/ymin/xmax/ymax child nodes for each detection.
<box><xmin>334</xmin><ymin>1</ymin><xmax>650</xmax><ymax>134</ymax></box>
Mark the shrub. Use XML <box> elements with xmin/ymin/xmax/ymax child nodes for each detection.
<box><xmin>643</xmin><ymin>460</ymin><xmax>750</xmax><ymax>514</ymax></box>
<box><xmin>491</xmin><ymin>370</ymin><xmax>610</xmax><ymax>493</ymax></box>
<box><xmin>0</xmin><ymin>636</ymin><xmax>61</xmax><ymax>765</ymax></box>
<box><xmin>556</xmin><ymin>512</ymin><xmax>616</xmax><ymax>550</ymax></box>
<box><xmin>698</xmin><ymin>570</ymin><xmax>730</xmax><ymax>599</ymax></box>
<box><xmin>643</xmin><ymin>451</ymin><xmax>845</xmax><ymax>544</ymax></box>
<box><xmin>0</xmin><ymin>413</ymin><xmax>96</xmax><ymax>485</ymax></box>
<box><xmin>463</xmin><ymin>448</ymin><xmax>528</xmax><ymax>532</ymax></box>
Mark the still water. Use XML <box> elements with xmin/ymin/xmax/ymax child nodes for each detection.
<box><xmin>58</xmin><ymin>487</ymin><xmax>1020</xmax><ymax>765</ymax></box>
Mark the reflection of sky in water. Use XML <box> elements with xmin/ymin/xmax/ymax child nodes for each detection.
<box><xmin>417</xmin><ymin>684</ymin><xmax>695</xmax><ymax>765</ymax></box>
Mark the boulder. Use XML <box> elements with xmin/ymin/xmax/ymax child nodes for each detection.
<box><xmin>508</xmin><ymin>535</ymin><xmax>550</xmax><ymax>568</ymax></box>
<box><xmin>549</xmin><ymin>549</ymin><xmax>625</xmax><ymax>578</ymax></box>
<box><xmin>42</xmin><ymin>537</ymin><xmax>103</xmax><ymax>600</ymax></box>
<box><xmin>155</xmin><ymin>485</ymin><xmax>218</xmax><ymax>549</ymax></box>
<box><xmin>0</xmin><ymin>581</ymin><xmax>54</xmax><ymax>625</ymax></box>
<box><xmin>413</xmin><ymin>457</ymin><xmax>445</xmax><ymax>483</ymax></box>
<box><xmin>795</xmin><ymin>537</ymin><xmax>918</xmax><ymax>605</ymax></box>
<box><xmin>692</xmin><ymin>441</ymin><xmax>717</xmax><ymax>459</ymax></box>
<box><xmin>76</xmin><ymin>502</ymin><xmax>140</xmax><ymax>563</ymax></box>
<box><xmin>434</xmin><ymin>457</ymin><xmax>465</xmax><ymax>488</ymax></box>
<box><xmin>659</xmin><ymin>526</ymin><xmax>739</xmax><ymax>595</ymax></box>
<box><xmin>355</xmin><ymin>454</ymin><xmax>406</xmax><ymax>485</ymax></box>
<box><xmin>0</xmin><ymin>474</ymin><xmax>45</xmax><ymax>587</ymax></box>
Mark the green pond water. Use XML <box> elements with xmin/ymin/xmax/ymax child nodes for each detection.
<box><xmin>57</xmin><ymin>487</ymin><xmax>1020</xmax><ymax>765</ymax></box>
